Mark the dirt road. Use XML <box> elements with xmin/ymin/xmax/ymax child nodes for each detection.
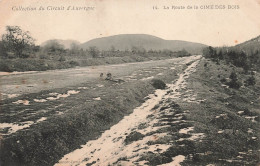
<box><xmin>0</xmin><ymin>56</ymin><xmax>198</xmax><ymax>96</ymax></box>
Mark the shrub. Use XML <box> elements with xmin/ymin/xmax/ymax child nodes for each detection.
<box><xmin>192</xmin><ymin>153</ymin><xmax>201</xmax><ymax>162</ymax></box>
<box><xmin>243</xmin><ymin>109</ymin><xmax>252</xmax><ymax>116</ymax></box>
<box><xmin>228</xmin><ymin>80</ymin><xmax>242</xmax><ymax>89</ymax></box>
<box><xmin>124</xmin><ymin>131</ymin><xmax>144</xmax><ymax>145</ymax></box>
<box><xmin>58</xmin><ymin>55</ymin><xmax>66</xmax><ymax>62</ymax></box>
<box><xmin>39</xmin><ymin>53</ymin><xmax>49</xmax><ymax>59</ymax></box>
<box><xmin>186</xmin><ymin>61</ymin><xmax>192</xmax><ymax>66</ymax></box>
<box><xmin>69</xmin><ymin>60</ymin><xmax>79</xmax><ymax>66</ymax></box>
<box><xmin>229</xmin><ymin>71</ymin><xmax>238</xmax><ymax>81</ymax></box>
<box><xmin>228</xmin><ymin>71</ymin><xmax>241</xmax><ymax>89</ymax></box>
<box><xmin>151</xmin><ymin>79</ymin><xmax>166</xmax><ymax>89</ymax></box>
<box><xmin>21</xmin><ymin>53</ymin><xmax>30</xmax><ymax>58</ymax></box>
<box><xmin>244</xmin><ymin>76</ymin><xmax>256</xmax><ymax>86</ymax></box>
<box><xmin>220</xmin><ymin>78</ymin><xmax>227</xmax><ymax>83</ymax></box>
<box><xmin>0</xmin><ymin>63</ymin><xmax>14</xmax><ymax>72</ymax></box>
<box><xmin>216</xmin><ymin>59</ymin><xmax>220</xmax><ymax>65</ymax></box>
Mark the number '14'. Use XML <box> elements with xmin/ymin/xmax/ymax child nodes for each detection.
<box><xmin>153</xmin><ymin>6</ymin><xmax>159</xmax><ymax>10</ymax></box>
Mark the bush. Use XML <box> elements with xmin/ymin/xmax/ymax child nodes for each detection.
<box><xmin>228</xmin><ymin>80</ymin><xmax>242</xmax><ymax>89</ymax></box>
<box><xmin>58</xmin><ymin>55</ymin><xmax>66</xmax><ymax>62</ymax></box>
<box><xmin>229</xmin><ymin>71</ymin><xmax>238</xmax><ymax>81</ymax></box>
<box><xmin>20</xmin><ymin>53</ymin><xmax>30</xmax><ymax>58</ymax></box>
<box><xmin>220</xmin><ymin>78</ymin><xmax>227</xmax><ymax>83</ymax></box>
<box><xmin>0</xmin><ymin>63</ymin><xmax>14</xmax><ymax>72</ymax></box>
<box><xmin>227</xmin><ymin>71</ymin><xmax>242</xmax><ymax>89</ymax></box>
<box><xmin>124</xmin><ymin>131</ymin><xmax>144</xmax><ymax>145</ymax></box>
<box><xmin>39</xmin><ymin>53</ymin><xmax>49</xmax><ymax>59</ymax></box>
<box><xmin>69</xmin><ymin>60</ymin><xmax>79</xmax><ymax>66</ymax></box>
<box><xmin>243</xmin><ymin>109</ymin><xmax>253</xmax><ymax>116</ymax></box>
<box><xmin>244</xmin><ymin>76</ymin><xmax>256</xmax><ymax>86</ymax></box>
<box><xmin>151</xmin><ymin>79</ymin><xmax>166</xmax><ymax>89</ymax></box>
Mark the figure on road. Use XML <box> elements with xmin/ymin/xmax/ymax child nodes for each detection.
<box><xmin>106</xmin><ymin>73</ymin><xmax>112</xmax><ymax>80</ymax></box>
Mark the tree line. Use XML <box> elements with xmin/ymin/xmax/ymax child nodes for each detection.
<box><xmin>202</xmin><ymin>44</ymin><xmax>259</xmax><ymax>89</ymax></box>
<box><xmin>203</xmin><ymin>45</ymin><xmax>260</xmax><ymax>72</ymax></box>
<box><xmin>0</xmin><ymin>26</ymin><xmax>191</xmax><ymax>60</ymax></box>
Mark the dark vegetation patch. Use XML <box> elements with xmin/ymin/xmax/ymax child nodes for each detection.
<box><xmin>113</xmin><ymin>156</ymin><xmax>129</xmax><ymax>165</ymax></box>
<box><xmin>137</xmin><ymin>123</ymin><xmax>149</xmax><ymax>130</ymax></box>
<box><xmin>124</xmin><ymin>131</ymin><xmax>145</xmax><ymax>145</ymax></box>
<box><xmin>151</xmin><ymin>79</ymin><xmax>166</xmax><ymax>89</ymax></box>
<box><xmin>139</xmin><ymin>152</ymin><xmax>172</xmax><ymax>166</ymax></box>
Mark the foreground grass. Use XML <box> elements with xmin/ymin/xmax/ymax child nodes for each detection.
<box><xmin>0</xmin><ymin>82</ymin><xmax>153</xmax><ymax>165</ymax></box>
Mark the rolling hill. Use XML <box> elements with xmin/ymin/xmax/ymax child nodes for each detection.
<box><xmin>234</xmin><ymin>35</ymin><xmax>260</xmax><ymax>52</ymax></box>
<box><xmin>80</xmin><ymin>34</ymin><xmax>207</xmax><ymax>54</ymax></box>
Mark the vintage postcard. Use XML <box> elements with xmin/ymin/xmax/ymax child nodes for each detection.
<box><xmin>0</xmin><ymin>0</ymin><xmax>259</xmax><ymax>165</ymax></box>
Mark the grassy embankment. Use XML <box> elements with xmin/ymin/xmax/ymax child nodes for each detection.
<box><xmin>0</xmin><ymin>55</ymin><xmax>173</xmax><ymax>72</ymax></box>
<box><xmin>0</xmin><ymin>62</ymin><xmax>185</xmax><ymax>166</ymax></box>
<box><xmin>136</xmin><ymin>58</ymin><xmax>259</xmax><ymax>165</ymax></box>
<box><xmin>181</xmin><ymin>58</ymin><xmax>259</xmax><ymax>165</ymax></box>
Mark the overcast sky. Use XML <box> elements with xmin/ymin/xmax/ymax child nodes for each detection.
<box><xmin>0</xmin><ymin>0</ymin><xmax>260</xmax><ymax>46</ymax></box>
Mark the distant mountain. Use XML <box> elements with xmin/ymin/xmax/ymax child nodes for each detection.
<box><xmin>80</xmin><ymin>34</ymin><xmax>207</xmax><ymax>54</ymax></box>
<box><xmin>41</xmin><ymin>39</ymin><xmax>81</xmax><ymax>49</ymax></box>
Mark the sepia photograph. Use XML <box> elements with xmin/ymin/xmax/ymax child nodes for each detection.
<box><xmin>0</xmin><ymin>0</ymin><xmax>259</xmax><ymax>165</ymax></box>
